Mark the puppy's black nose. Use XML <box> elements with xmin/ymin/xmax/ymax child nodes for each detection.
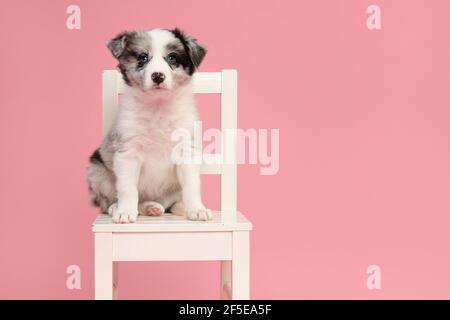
<box><xmin>151</xmin><ymin>72</ymin><xmax>165</xmax><ymax>84</ymax></box>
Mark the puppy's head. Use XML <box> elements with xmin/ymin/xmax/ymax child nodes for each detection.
<box><xmin>107</xmin><ymin>28</ymin><xmax>206</xmax><ymax>93</ymax></box>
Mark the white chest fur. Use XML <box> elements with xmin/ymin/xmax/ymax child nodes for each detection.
<box><xmin>116</xmin><ymin>90</ymin><xmax>198</xmax><ymax>201</ymax></box>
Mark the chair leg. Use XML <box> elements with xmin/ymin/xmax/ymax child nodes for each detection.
<box><xmin>113</xmin><ymin>262</ymin><xmax>119</xmax><ymax>299</ymax></box>
<box><xmin>221</xmin><ymin>261</ymin><xmax>232</xmax><ymax>299</ymax></box>
<box><xmin>94</xmin><ymin>233</ymin><xmax>114</xmax><ymax>300</ymax></box>
<box><xmin>231</xmin><ymin>231</ymin><xmax>250</xmax><ymax>299</ymax></box>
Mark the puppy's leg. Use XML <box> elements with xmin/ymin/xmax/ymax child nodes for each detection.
<box><xmin>138</xmin><ymin>201</ymin><xmax>165</xmax><ymax>216</ymax></box>
<box><xmin>113</xmin><ymin>154</ymin><xmax>141</xmax><ymax>223</ymax></box>
<box><xmin>176</xmin><ymin>163</ymin><xmax>212</xmax><ymax>221</ymax></box>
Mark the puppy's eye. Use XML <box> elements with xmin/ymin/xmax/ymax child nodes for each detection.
<box><xmin>137</xmin><ymin>53</ymin><xmax>149</xmax><ymax>68</ymax></box>
<box><xmin>167</xmin><ymin>53</ymin><xmax>178</xmax><ymax>65</ymax></box>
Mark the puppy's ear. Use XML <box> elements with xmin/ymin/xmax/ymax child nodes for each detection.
<box><xmin>107</xmin><ymin>31</ymin><xmax>133</xmax><ymax>59</ymax></box>
<box><xmin>172</xmin><ymin>28</ymin><xmax>207</xmax><ymax>69</ymax></box>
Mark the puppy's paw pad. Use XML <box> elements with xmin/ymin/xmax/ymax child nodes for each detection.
<box><xmin>141</xmin><ymin>201</ymin><xmax>164</xmax><ymax>216</ymax></box>
<box><xmin>186</xmin><ymin>207</ymin><xmax>213</xmax><ymax>221</ymax></box>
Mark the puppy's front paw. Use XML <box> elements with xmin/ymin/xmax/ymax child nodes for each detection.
<box><xmin>186</xmin><ymin>205</ymin><xmax>213</xmax><ymax>221</ymax></box>
<box><xmin>112</xmin><ymin>210</ymin><xmax>138</xmax><ymax>224</ymax></box>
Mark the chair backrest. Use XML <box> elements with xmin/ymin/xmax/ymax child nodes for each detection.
<box><xmin>102</xmin><ymin>69</ymin><xmax>238</xmax><ymax>217</ymax></box>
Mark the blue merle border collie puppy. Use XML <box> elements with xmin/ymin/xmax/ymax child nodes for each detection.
<box><xmin>87</xmin><ymin>28</ymin><xmax>211</xmax><ymax>223</ymax></box>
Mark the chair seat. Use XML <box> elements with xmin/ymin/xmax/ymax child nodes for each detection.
<box><xmin>92</xmin><ymin>211</ymin><xmax>252</xmax><ymax>233</ymax></box>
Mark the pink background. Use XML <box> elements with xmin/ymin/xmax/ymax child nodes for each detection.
<box><xmin>1</xmin><ymin>0</ymin><xmax>450</xmax><ymax>299</ymax></box>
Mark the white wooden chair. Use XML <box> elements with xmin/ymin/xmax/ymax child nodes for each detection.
<box><xmin>92</xmin><ymin>69</ymin><xmax>252</xmax><ymax>300</ymax></box>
